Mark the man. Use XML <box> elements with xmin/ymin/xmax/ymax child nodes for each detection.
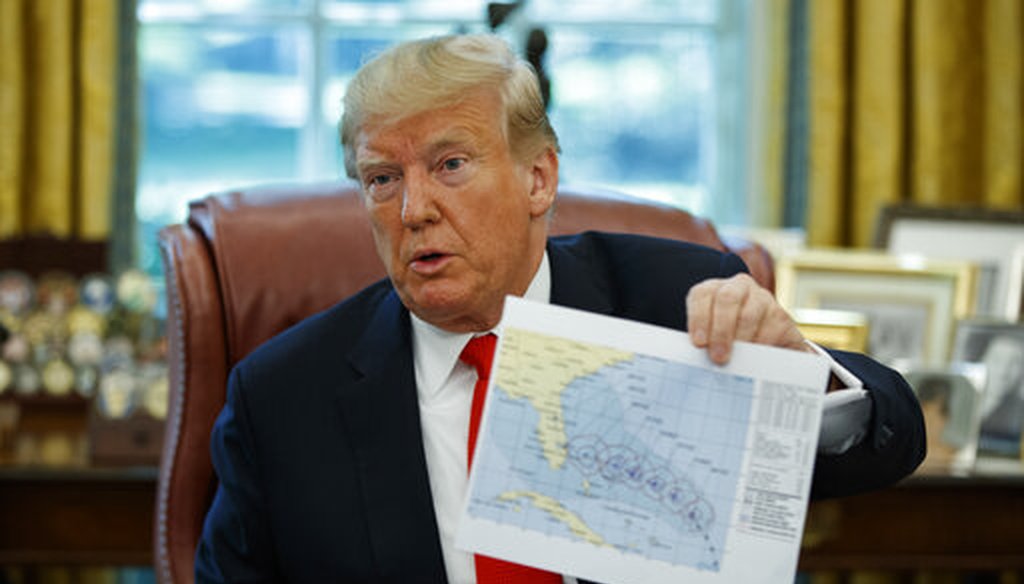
<box><xmin>195</xmin><ymin>34</ymin><xmax>924</xmax><ymax>583</ymax></box>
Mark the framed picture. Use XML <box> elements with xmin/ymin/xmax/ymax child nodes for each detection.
<box><xmin>950</xmin><ymin>320</ymin><xmax>1024</xmax><ymax>465</ymax></box>
<box><xmin>903</xmin><ymin>365</ymin><xmax>985</xmax><ymax>475</ymax></box>
<box><xmin>875</xmin><ymin>205</ymin><xmax>1024</xmax><ymax>318</ymax></box>
<box><xmin>791</xmin><ymin>308</ymin><xmax>868</xmax><ymax>353</ymax></box>
<box><xmin>777</xmin><ymin>250</ymin><xmax>976</xmax><ymax>368</ymax></box>
<box><xmin>1007</xmin><ymin>243</ymin><xmax>1024</xmax><ymax>322</ymax></box>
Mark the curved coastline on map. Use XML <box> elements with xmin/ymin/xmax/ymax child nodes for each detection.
<box><xmin>468</xmin><ymin>327</ymin><xmax>755</xmax><ymax>572</ymax></box>
<box><xmin>494</xmin><ymin>328</ymin><xmax>633</xmax><ymax>469</ymax></box>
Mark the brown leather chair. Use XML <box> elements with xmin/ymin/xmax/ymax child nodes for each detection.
<box><xmin>153</xmin><ymin>181</ymin><xmax>774</xmax><ymax>584</ymax></box>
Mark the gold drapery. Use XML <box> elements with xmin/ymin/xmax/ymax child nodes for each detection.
<box><xmin>0</xmin><ymin>0</ymin><xmax>119</xmax><ymax>241</ymax></box>
<box><xmin>807</xmin><ymin>0</ymin><xmax>1023</xmax><ymax>247</ymax></box>
<box><xmin>748</xmin><ymin>0</ymin><xmax>792</xmax><ymax>228</ymax></box>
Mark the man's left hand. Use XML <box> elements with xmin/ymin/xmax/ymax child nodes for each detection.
<box><xmin>686</xmin><ymin>273</ymin><xmax>809</xmax><ymax>365</ymax></box>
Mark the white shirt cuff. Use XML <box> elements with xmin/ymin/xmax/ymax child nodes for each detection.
<box><xmin>805</xmin><ymin>340</ymin><xmax>873</xmax><ymax>455</ymax></box>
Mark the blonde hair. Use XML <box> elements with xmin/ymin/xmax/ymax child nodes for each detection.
<box><xmin>340</xmin><ymin>34</ymin><xmax>559</xmax><ymax>178</ymax></box>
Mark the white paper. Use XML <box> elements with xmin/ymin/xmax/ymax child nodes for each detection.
<box><xmin>455</xmin><ymin>296</ymin><xmax>830</xmax><ymax>584</ymax></box>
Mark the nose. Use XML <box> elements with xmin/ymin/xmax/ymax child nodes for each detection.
<box><xmin>400</xmin><ymin>170</ymin><xmax>441</xmax><ymax>228</ymax></box>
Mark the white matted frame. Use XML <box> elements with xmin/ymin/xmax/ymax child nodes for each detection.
<box><xmin>950</xmin><ymin>320</ymin><xmax>1024</xmax><ymax>466</ymax></box>
<box><xmin>1007</xmin><ymin>243</ymin><xmax>1024</xmax><ymax>322</ymax></box>
<box><xmin>777</xmin><ymin>250</ymin><xmax>976</xmax><ymax>368</ymax></box>
<box><xmin>875</xmin><ymin>205</ymin><xmax>1024</xmax><ymax>319</ymax></box>
<box><xmin>903</xmin><ymin>364</ymin><xmax>985</xmax><ymax>475</ymax></box>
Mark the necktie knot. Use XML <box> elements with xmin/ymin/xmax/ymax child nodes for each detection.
<box><xmin>459</xmin><ymin>333</ymin><xmax>497</xmax><ymax>379</ymax></box>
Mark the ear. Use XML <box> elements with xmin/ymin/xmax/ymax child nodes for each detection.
<box><xmin>526</xmin><ymin>147</ymin><xmax>559</xmax><ymax>218</ymax></box>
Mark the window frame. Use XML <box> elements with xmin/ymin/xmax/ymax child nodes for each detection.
<box><xmin>132</xmin><ymin>0</ymin><xmax>751</xmax><ymax>244</ymax></box>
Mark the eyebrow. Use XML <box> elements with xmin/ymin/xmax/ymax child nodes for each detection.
<box><xmin>355</xmin><ymin>157</ymin><xmax>395</xmax><ymax>177</ymax></box>
<box><xmin>426</xmin><ymin>127</ymin><xmax>480</xmax><ymax>156</ymax></box>
<box><xmin>355</xmin><ymin>124</ymin><xmax>485</xmax><ymax>174</ymax></box>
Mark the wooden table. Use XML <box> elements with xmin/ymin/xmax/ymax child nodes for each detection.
<box><xmin>0</xmin><ymin>402</ymin><xmax>1021</xmax><ymax>572</ymax></box>
<box><xmin>800</xmin><ymin>472</ymin><xmax>1024</xmax><ymax>572</ymax></box>
<box><xmin>0</xmin><ymin>465</ymin><xmax>155</xmax><ymax>565</ymax></box>
<box><xmin>0</xmin><ymin>398</ymin><xmax>156</xmax><ymax>566</ymax></box>
<box><xmin>0</xmin><ymin>469</ymin><xmax>1020</xmax><ymax>572</ymax></box>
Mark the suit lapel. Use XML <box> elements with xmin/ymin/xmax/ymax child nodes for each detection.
<box><xmin>337</xmin><ymin>291</ymin><xmax>447</xmax><ymax>582</ymax></box>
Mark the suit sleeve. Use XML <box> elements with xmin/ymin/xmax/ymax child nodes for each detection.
<box><xmin>809</xmin><ymin>350</ymin><xmax>926</xmax><ymax>499</ymax></box>
<box><xmin>194</xmin><ymin>365</ymin><xmax>282</xmax><ymax>583</ymax></box>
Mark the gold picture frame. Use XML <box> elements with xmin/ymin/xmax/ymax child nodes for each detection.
<box><xmin>777</xmin><ymin>250</ymin><xmax>976</xmax><ymax>368</ymax></box>
<box><xmin>791</xmin><ymin>308</ymin><xmax>869</xmax><ymax>353</ymax></box>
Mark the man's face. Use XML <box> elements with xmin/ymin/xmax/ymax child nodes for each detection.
<box><xmin>354</xmin><ymin>88</ymin><xmax>557</xmax><ymax>332</ymax></box>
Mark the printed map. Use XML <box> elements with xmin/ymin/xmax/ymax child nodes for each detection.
<box><xmin>465</xmin><ymin>327</ymin><xmax>756</xmax><ymax>572</ymax></box>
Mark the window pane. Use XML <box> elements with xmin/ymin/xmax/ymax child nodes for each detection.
<box><xmin>545</xmin><ymin>27</ymin><xmax>715</xmax><ymax>213</ymax></box>
<box><xmin>137</xmin><ymin>25</ymin><xmax>308</xmax><ymax>227</ymax></box>
<box><xmin>139</xmin><ymin>0</ymin><xmax>307</xmax><ymax>16</ymax></box>
<box><xmin>321</xmin><ymin>1</ymin><xmax>485</xmax><ymax>21</ymax></box>
<box><xmin>530</xmin><ymin>0</ymin><xmax>716</xmax><ymax>23</ymax></box>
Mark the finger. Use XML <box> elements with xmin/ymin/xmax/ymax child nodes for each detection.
<box><xmin>754</xmin><ymin>304</ymin><xmax>807</xmax><ymax>350</ymax></box>
<box><xmin>734</xmin><ymin>286</ymin><xmax>772</xmax><ymax>343</ymax></box>
<box><xmin>686</xmin><ymin>279</ymin><xmax>722</xmax><ymax>348</ymax></box>
<box><xmin>707</xmin><ymin>277</ymin><xmax>751</xmax><ymax>364</ymax></box>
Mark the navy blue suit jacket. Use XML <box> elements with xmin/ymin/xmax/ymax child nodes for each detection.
<box><xmin>196</xmin><ymin>232</ymin><xmax>925</xmax><ymax>583</ymax></box>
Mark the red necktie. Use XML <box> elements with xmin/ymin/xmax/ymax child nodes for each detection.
<box><xmin>460</xmin><ymin>334</ymin><xmax>561</xmax><ymax>584</ymax></box>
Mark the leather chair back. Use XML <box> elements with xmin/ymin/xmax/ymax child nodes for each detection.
<box><xmin>154</xmin><ymin>181</ymin><xmax>774</xmax><ymax>583</ymax></box>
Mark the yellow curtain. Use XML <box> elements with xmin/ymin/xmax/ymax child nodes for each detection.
<box><xmin>748</xmin><ymin>0</ymin><xmax>791</xmax><ymax>228</ymax></box>
<box><xmin>807</xmin><ymin>0</ymin><xmax>1023</xmax><ymax>247</ymax></box>
<box><xmin>0</xmin><ymin>0</ymin><xmax>118</xmax><ymax>241</ymax></box>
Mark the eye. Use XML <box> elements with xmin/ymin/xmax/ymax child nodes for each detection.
<box><xmin>441</xmin><ymin>157</ymin><xmax>466</xmax><ymax>172</ymax></box>
<box><xmin>368</xmin><ymin>174</ymin><xmax>394</xmax><ymax>187</ymax></box>
<box><xmin>362</xmin><ymin>172</ymin><xmax>400</xmax><ymax>202</ymax></box>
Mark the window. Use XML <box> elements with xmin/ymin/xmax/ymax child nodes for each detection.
<box><xmin>135</xmin><ymin>0</ymin><xmax>749</xmax><ymax>274</ymax></box>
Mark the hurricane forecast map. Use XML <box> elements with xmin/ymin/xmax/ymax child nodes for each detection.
<box><xmin>466</xmin><ymin>327</ymin><xmax>755</xmax><ymax>572</ymax></box>
<box><xmin>457</xmin><ymin>297</ymin><xmax>828</xmax><ymax>584</ymax></box>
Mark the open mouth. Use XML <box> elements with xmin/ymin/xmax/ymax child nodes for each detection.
<box><xmin>409</xmin><ymin>250</ymin><xmax>451</xmax><ymax>274</ymax></box>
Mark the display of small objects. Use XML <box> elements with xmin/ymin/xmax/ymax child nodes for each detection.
<box><xmin>0</xmin><ymin>269</ymin><xmax>168</xmax><ymax>421</ymax></box>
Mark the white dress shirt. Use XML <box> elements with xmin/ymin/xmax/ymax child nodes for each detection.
<box><xmin>410</xmin><ymin>252</ymin><xmax>869</xmax><ymax>584</ymax></box>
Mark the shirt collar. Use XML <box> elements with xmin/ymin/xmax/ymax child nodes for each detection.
<box><xmin>411</xmin><ymin>251</ymin><xmax>551</xmax><ymax>400</ymax></box>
